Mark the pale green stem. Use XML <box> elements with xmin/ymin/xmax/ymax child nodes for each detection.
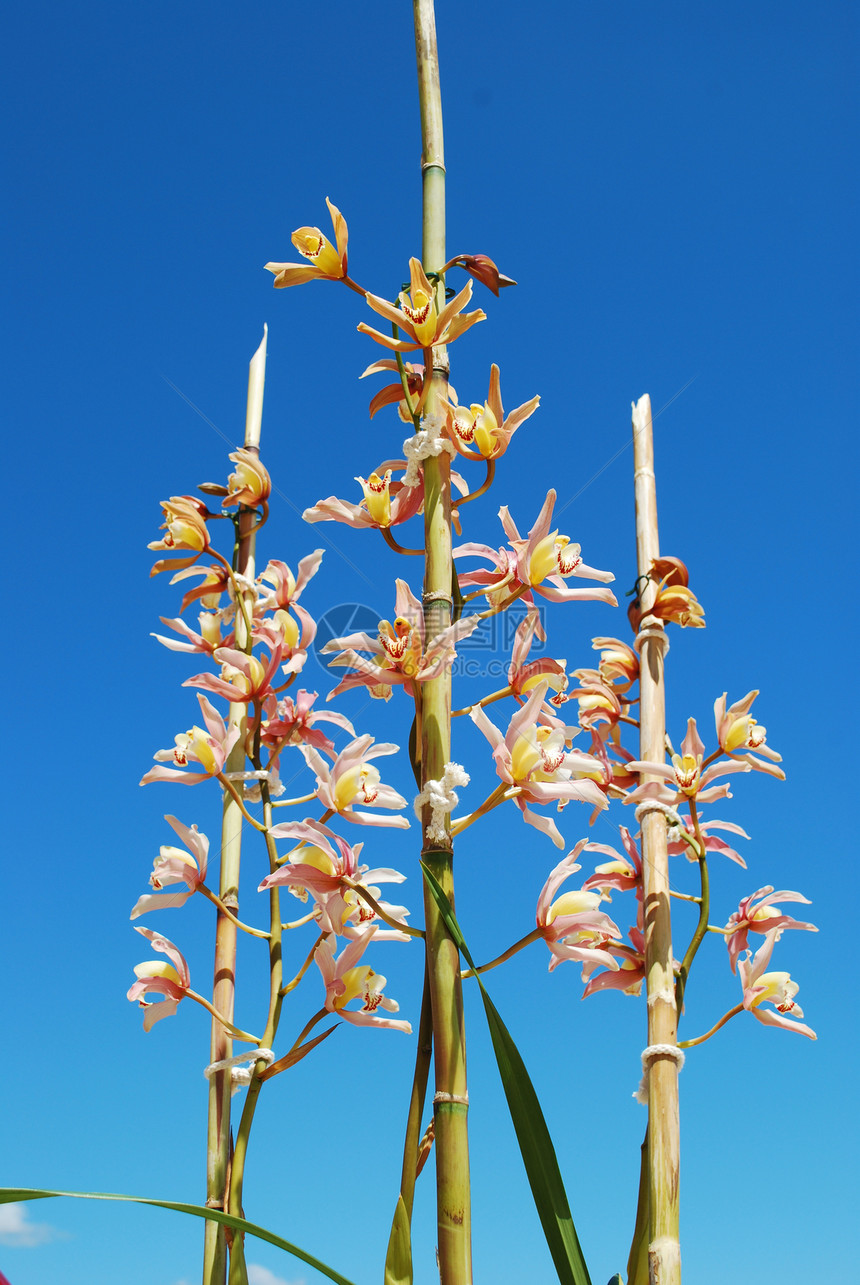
<box><xmin>197</xmin><ymin>885</ymin><xmax>271</xmax><ymax>939</ymax></box>
<box><xmin>450</xmin><ymin>782</ymin><xmax>513</xmax><ymax>836</ymax></box>
<box><xmin>674</xmin><ymin>799</ymin><xmax>710</xmax><ymax>1014</ymax></box>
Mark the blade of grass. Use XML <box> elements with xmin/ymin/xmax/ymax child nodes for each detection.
<box><xmin>0</xmin><ymin>1188</ymin><xmax>356</xmax><ymax>1285</ymax></box>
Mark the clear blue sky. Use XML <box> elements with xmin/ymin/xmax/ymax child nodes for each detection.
<box><xmin>3</xmin><ymin>2</ymin><xmax>857</xmax><ymax>1283</ymax></box>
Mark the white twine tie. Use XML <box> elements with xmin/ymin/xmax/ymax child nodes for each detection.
<box><xmin>634</xmin><ymin>1043</ymin><xmax>685</xmax><ymax>1104</ymax></box>
<box><xmin>414</xmin><ymin>763</ymin><xmax>470</xmax><ymax>844</ymax></box>
<box><xmin>402</xmin><ymin>416</ymin><xmax>455</xmax><ymax>489</ymax></box>
<box><xmin>204</xmin><ymin>1048</ymin><xmax>275</xmax><ymax>1096</ymax></box>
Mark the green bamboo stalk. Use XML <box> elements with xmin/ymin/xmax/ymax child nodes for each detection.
<box><xmin>631</xmin><ymin>393</ymin><xmax>681</xmax><ymax>1284</ymax></box>
<box><xmin>203</xmin><ymin>328</ymin><xmax>267</xmax><ymax>1285</ymax></box>
<box><xmin>412</xmin><ymin>3</ymin><xmax>472</xmax><ymax>1282</ymax></box>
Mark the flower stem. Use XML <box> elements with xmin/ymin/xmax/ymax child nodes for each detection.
<box><xmin>460</xmin><ymin>928</ymin><xmax>542</xmax><ymax>978</ymax></box>
<box><xmin>382</xmin><ymin>527</ymin><xmax>425</xmax><ymax>556</ymax></box>
<box><xmin>674</xmin><ymin>800</ymin><xmax>710</xmax><ymax>1014</ymax></box>
<box><xmin>678</xmin><ymin>1004</ymin><xmax>744</xmax><ymax>1049</ymax></box>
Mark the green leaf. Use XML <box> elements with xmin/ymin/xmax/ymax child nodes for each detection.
<box><xmin>420</xmin><ymin>864</ymin><xmax>593</xmax><ymax>1285</ymax></box>
<box><xmin>383</xmin><ymin>1193</ymin><xmax>413</xmax><ymax>1285</ymax></box>
<box><xmin>0</xmin><ymin>1188</ymin><xmax>356</xmax><ymax>1285</ymax></box>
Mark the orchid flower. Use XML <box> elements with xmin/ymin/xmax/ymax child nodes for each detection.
<box><xmin>470</xmin><ymin>681</ymin><xmax>608</xmax><ymax>847</ymax></box>
<box><xmin>130</xmin><ymin>816</ymin><xmax>209</xmax><ymax>919</ymax></box>
<box><xmin>257</xmin><ymin>551</ymin><xmax>324</xmax><ymax>612</ymax></box>
<box><xmin>222</xmin><ymin>449</ymin><xmax>271</xmax><ymax>509</ymax></box>
<box><xmin>359</xmin><ymin>359</ymin><xmax>446</xmax><ymax>422</ymax></box>
<box><xmin>314</xmin><ymin>932</ymin><xmax>412</xmax><ymax>1032</ymax></box>
<box><xmin>300</xmin><ymin>735</ymin><xmax>410</xmax><ymax>828</ymax></box>
<box><xmin>570</xmin><ymin>668</ymin><xmax>625</xmax><ymax>731</ymax></box>
<box><xmin>303</xmin><ymin>468</ymin><xmax>424</xmax><ymax>530</ymax></box>
<box><xmin>455</xmin><ymin>490</ymin><xmax>616</xmax><ymax>608</ymax></box>
<box><xmin>591</xmin><ymin>636</ymin><xmax>639</xmax><ymax>692</ymax></box>
<box><xmin>141</xmin><ymin>693</ymin><xmax>240</xmax><ymax>786</ymax></box>
<box><xmin>739</xmin><ymin>931</ymin><xmax>816</xmax><ymax>1039</ymax></box>
<box><xmin>151</xmin><ymin>610</ymin><xmax>230</xmax><ymax>656</ymax></box>
<box><xmin>253</xmin><ymin>604</ymin><xmax>317</xmax><ymax>678</ymax></box>
<box><xmin>148</xmin><ymin>496</ymin><xmax>212</xmax><ymax>577</ymax></box>
<box><xmin>261</xmin><ymin>819</ymin><xmax>361</xmax><ymax>899</ymax></box>
<box><xmin>667</xmin><ymin>816</ymin><xmax>751</xmax><ymax>867</ymax></box>
<box><xmin>261</xmin><ymin>689</ymin><xmax>355</xmax><ymax>758</ymax></box>
<box><xmin>582</xmin><ymin>925</ymin><xmax>647</xmax><ymax>998</ymax></box>
<box><xmin>444</xmin><ymin>365</ymin><xmax>540</xmax><ymax>461</ymax></box>
<box><xmin>169</xmin><ymin>563</ymin><xmax>232</xmax><ymax>614</ymax></box>
<box><xmin>357</xmin><ymin>257</ymin><xmax>486</xmax><ymax>353</ymax></box>
<box><xmin>440</xmin><ymin>252</ymin><xmax>516</xmax><ymax>295</ymax></box>
<box><xmin>507</xmin><ymin>610</ymin><xmax>570</xmax><ymax>718</ymax></box>
<box><xmin>536</xmin><ymin>844</ymin><xmax>622</xmax><ymax>971</ymax></box>
<box><xmin>581</xmin><ymin>827</ymin><xmax>642</xmax><ymax>902</ymax></box>
<box><xmin>127</xmin><ymin>927</ymin><xmax>191</xmax><ymax>1030</ymax></box>
<box><xmin>183</xmin><ymin>642</ymin><xmax>283</xmax><ymax>706</ymax></box>
<box><xmin>323</xmin><ymin>579</ymin><xmax>480</xmax><ymax>701</ymax></box>
<box><xmin>629</xmin><ymin>556</ymin><xmax>705</xmax><ymax>631</ymax></box>
<box><xmin>625</xmin><ymin>717</ymin><xmax>751</xmax><ymax>809</ymax></box>
<box><xmin>726</xmin><ymin>887</ymin><xmax>817</xmax><ymax>973</ymax></box>
<box><xmin>265</xmin><ymin>198</ymin><xmax>348</xmax><ymax>288</ymax></box>
<box><xmin>714</xmin><ymin>690</ymin><xmax>785</xmax><ymax>780</ymax></box>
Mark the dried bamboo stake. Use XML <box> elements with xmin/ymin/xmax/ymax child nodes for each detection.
<box><xmin>202</xmin><ymin>327</ymin><xmax>267</xmax><ymax>1285</ymax></box>
<box><xmin>413</xmin><ymin>2</ymin><xmax>473</xmax><ymax>1282</ymax></box>
<box><xmin>631</xmin><ymin>393</ymin><xmax>681</xmax><ymax>1284</ymax></box>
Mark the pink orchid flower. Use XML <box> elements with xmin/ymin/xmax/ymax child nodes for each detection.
<box><xmin>360</xmin><ymin>358</ymin><xmax>445</xmax><ymax>422</ymax></box>
<box><xmin>507</xmin><ymin>610</ymin><xmax>570</xmax><ymax>719</ymax></box>
<box><xmin>141</xmin><ymin>694</ymin><xmax>240</xmax><ymax>786</ymax></box>
<box><xmin>581</xmin><ymin>827</ymin><xmax>643</xmax><ymax>901</ymax></box>
<box><xmin>261</xmin><ymin>689</ymin><xmax>355</xmax><ymax>759</ymax></box>
<box><xmin>257</xmin><ymin>551</ymin><xmax>324</xmax><ymax>612</ymax></box>
<box><xmin>314</xmin><ymin>932</ymin><xmax>412</xmax><ymax>1032</ymax></box>
<box><xmin>151</xmin><ymin>610</ymin><xmax>231</xmax><ymax>656</ymax></box>
<box><xmin>582</xmin><ymin>925</ymin><xmax>648</xmax><ymax>998</ymax></box>
<box><xmin>726</xmin><ymin>887</ymin><xmax>817</xmax><ymax>973</ymax></box>
<box><xmin>148</xmin><ymin>495</ymin><xmax>213</xmax><ymax>578</ymax></box>
<box><xmin>440</xmin><ymin>252</ymin><xmax>516</xmax><ymax>296</ymax></box>
<box><xmin>536</xmin><ymin>843</ymin><xmax>622</xmax><ymax>972</ymax></box>
<box><xmin>169</xmin><ymin>563</ymin><xmax>232</xmax><ymax>614</ymax></box>
<box><xmin>252</xmin><ymin>604</ymin><xmax>318</xmax><ymax>679</ymax></box>
<box><xmin>322</xmin><ymin>578</ymin><xmax>480</xmax><ymax>702</ymax></box>
<box><xmin>667</xmin><ymin>816</ymin><xmax>751</xmax><ymax>867</ymax></box>
<box><xmin>222</xmin><ymin>449</ymin><xmax>271</xmax><ymax>509</ymax></box>
<box><xmin>591</xmin><ymin>636</ymin><xmax>639</xmax><ymax>692</ymax></box>
<box><xmin>300</xmin><ymin>735</ymin><xmax>410</xmax><ymax>828</ymax></box>
<box><xmin>357</xmin><ymin>257</ymin><xmax>486</xmax><ymax>353</ymax></box>
<box><xmin>127</xmin><ymin>927</ymin><xmax>191</xmax><ymax>1031</ymax></box>
<box><xmin>470</xmin><ymin>681</ymin><xmax>608</xmax><ymax>847</ymax></box>
<box><xmin>183</xmin><ymin>642</ymin><xmax>283</xmax><ymax>707</ymax></box>
<box><xmin>130</xmin><ymin>815</ymin><xmax>209</xmax><ymax>919</ymax></box>
<box><xmin>444</xmin><ymin>364</ymin><xmax>540</xmax><ymax>461</ymax></box>
<box><xmin>625</xmin><ymin>717</ymin><xmax>751</xmax><ymax>809</ymax></box>
<box><xmin>570</xmin><ymin>667</ymin><xmax>625</xmax><ymax>731</ymax></box>
<box><xmin>739</xmin><ymin>931</ymin><xmax>816</xmax><ymax>1039</ymax></box>
<box><xmin>265</xmin><ymin>198</ymin><xmax>349</xmax><ymax>288</ymax></box>
<box><xmin>714</xmin><ymin>690</ymin><xmax>785</xmax><ymax>780</ymax></box>
<box><xmin>303</xmin><ymin>467</ymin><xmax>425</xmax><ymax>530</ymax></box>
<box><xmin>455</xmin><ymin>490</ymin><xmax>616</xmax><ymax>608</ymax></box>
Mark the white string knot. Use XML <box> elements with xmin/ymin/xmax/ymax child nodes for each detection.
<box><xmin>204</xmin><ymin>1048</ymin><xmax>275</xmax><ymax>1096</ymax></box>
<box><xmin>634</xmin><ymin>1043</ymin><xmax>685</xmax><ymax>1104</ymax></box>
<box><xmin>414</xmin><ymin>763</ymin><xmax>470</xmax><ymax>845</ymax></box>
<box><xmin>635</xmin><ymin>801</ymin><xmax>682</xmax><ymax>828</ymax></box>
<box><xmin>635</xmin><ymin>616</ymin><xmax>668</xmax><ymax>652</ymax></box>
<box><xmin>402</xmin><ymin>418</ymin><xmax>455</xmax><ymax>489</ymax></box>
<box><xmin>222</xmin><ymin>767</ymin><xmax>285</xmax><ymax>801</ymax></box>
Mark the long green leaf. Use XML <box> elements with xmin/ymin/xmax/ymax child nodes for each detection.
<box><xmin>0</xmin><ymin>1188</ymin><xmax>356</xmax><ymax>1285</ymax></box>
<box><xmin>420</xmin><ymin>864</ymin><xmax>593</xmax><ymax>1285</ymax></box>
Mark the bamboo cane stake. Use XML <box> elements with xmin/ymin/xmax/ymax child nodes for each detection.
<box><xmin>412</xmin><ymin>3</ymin><xmax>473</xmax><ymax>1281</ymax></box>
<box><xmin>202</xmin><ymin>327</ymin><xmax>267</xmax><ymax>1285</ymax></box>
<box><xmin>631</xmin><ymin>393</ymin><xmax>681</xmax><ymax>1284</ymax></box>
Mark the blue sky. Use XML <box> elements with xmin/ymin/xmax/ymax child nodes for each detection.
<box><xmin>3</xmin><ymin>2</ymin><xmax>857</xmax><ymax>1283</ymax></box>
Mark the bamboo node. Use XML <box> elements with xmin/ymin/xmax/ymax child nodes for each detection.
<box><xmin>433</xmin><ymin>1090</ymin><xmax>469</xmax><ymax>1106</ymax></box>
<box><xmin>204</xmin><ymin>1048</ymin><xmax>274</xmax><ymax>1096</ymax></box>
<box><xmin>634</xmin><ymin>1043</ymin><xmax>685</xmax><ymax>1104</ymax></box>
<box><xmin>423</xmin><ymin>590</ymin><xmax>453</xmax><ymax>606</ymax></box>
